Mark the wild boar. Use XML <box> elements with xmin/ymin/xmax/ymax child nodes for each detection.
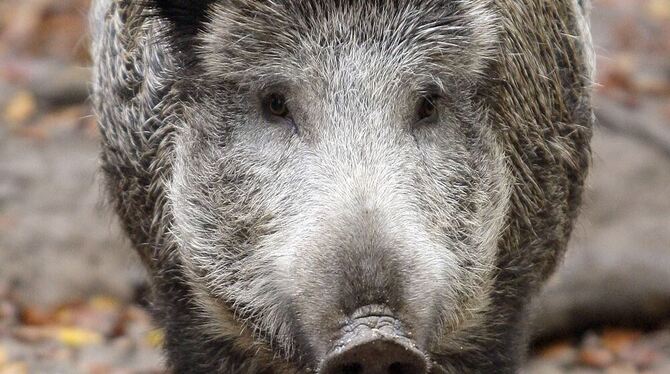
<box><xmin>90</xmin><ymin>0</ymin><xmax>594</xmax><ymax>372</ymax></box>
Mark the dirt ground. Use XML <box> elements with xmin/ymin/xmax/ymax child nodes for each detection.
<box><xmin>0</xmin><ymin>0</ymin><xmax>669</xmax><ymax>373</ymax></box>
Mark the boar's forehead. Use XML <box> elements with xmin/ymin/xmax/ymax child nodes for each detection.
<box><xmin>198</xmin><ymin>0</ymin><xmax>498</xmax><ymax>88</ymax></box>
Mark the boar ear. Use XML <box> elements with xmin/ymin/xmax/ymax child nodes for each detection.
<box><xmin>145</xmin><ymin>0</ymin><xmax>215</xmax><ymax>39</ymax></box>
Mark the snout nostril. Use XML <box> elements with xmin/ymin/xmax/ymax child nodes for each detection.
<box><xmin>341</xmin><ymin>363</ymin><xmax>363</xmax><ymax>374</ymax></box>
<box><xmin>334</xmin><ymin>362</ymin><xmax>410</xmax><ymax>374</ymax></box>
<box><xmin>321</xmin><ymin>340</ymin><xmax>427</xmax><ymax>374</ymax></box>
<box><xmin>320</xmin><ymin>313</ymin><xmax>428</xmax><ymax>374</ymax></box>
<box><xmin>388</xmin><ymin>362</ymin><xmax>412</xmax><ymax>374</ymax></box>
<box><xmin>331</xmin><ymin>360</ymin><xmax>419</xmax><ymax>374</ymax></box>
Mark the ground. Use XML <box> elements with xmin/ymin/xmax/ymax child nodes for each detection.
<box><xmin>0</xmin><ymin>0</ymin><xmax>669</xmax><ymax>373</ymax></box>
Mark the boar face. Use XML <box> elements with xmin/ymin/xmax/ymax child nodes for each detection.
<box><xmin>93</xmin><ymin>0</ymin><xmax>594</xmax><ymax>371</ymax></box>
<box><xmin>166</xmin><ymin>1</ymin><xmax>510</xmax><ymax>371</ymax></box>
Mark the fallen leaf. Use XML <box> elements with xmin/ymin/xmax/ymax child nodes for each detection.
<box><xmin>20</xmin><ymin>306</ymin><xmax>53</xmax><ymax>326</ymax></box>
<box><xmin>579</xmin><ymin>346</ymin><xmax>615</xmax><ymax>368</ymax></box>
<box><xmin>53</xmin><ymin>300</ymin><xmax>121</xmax><ymax>337</ymax></box>
<box><xmin>89</xmin><ymin>295</ymin><xmax>121</xmax><ymax>312</ymax></box>
<box><xmin>2</xmin><ymin>90</ymin><xmax>37</xmax><ymax>125</ymax></box>
<box><xmin>602</xmin><ymin>328</ymin><xmax>642</xmax><ymax>355</ymax></box>
<box><xmin>0</xmin><ymin>362</ymin><xmax>28</xmax><ymax>374</ymax></box>
<box><xmin>635</xmin><ymin>76</ymin><xmax>670</xmax><ymax>96</ymax></box>
<box><xmin>536</xmin><ymin>340</ymin><xmax>577</xmax><ymax>365</ymax></box>
<box><xmin>0</xmin><ymin>345</ymin><xmax>7</xmax><ymax>366</ymax></box>
<box><xmin>55</xmin><ymin>327</ymin><xmax>103</xmax><ymax>348</ymax></box>
<box><xmin>145</xmin><ymin>329</ymin><xmax>164</xmax><ymax>348</ymax></box>
<box><xmin>647</xmin><ymin>0</ymin><xmax>670</xmax><ymax>21</ymax></box>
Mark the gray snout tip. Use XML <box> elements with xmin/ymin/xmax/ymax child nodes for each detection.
<box><xmin>319</xmin><ymin>315</ymin><xmax>428</xmax><ymax>374</ymax></box>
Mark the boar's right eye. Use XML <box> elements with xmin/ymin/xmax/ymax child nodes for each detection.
<box><xmin>264</xmin><ymin>93</ymin><xmax>290</xmax><ymax>118</ymax></box>
<box><xmin>415</xmin><ymin>95</ymin><xmax>440</xmax><ymax>125</ymax></box>
<box><xmin>260</xmin><ymin>92</ymin><xmax>298</xmax><ymax>134</ymax></box>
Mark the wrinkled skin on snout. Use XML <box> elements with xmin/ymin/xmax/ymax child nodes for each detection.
<box><xmin>91</xmin><ymin>1</ymin><xmax>593</xmax><ymax>373</ymax></box>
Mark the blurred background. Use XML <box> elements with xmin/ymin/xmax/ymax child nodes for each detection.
<box><xmin>0</xmin><ymin>0</ymin><xmax>668</xmax><ymax>373</ymax></box>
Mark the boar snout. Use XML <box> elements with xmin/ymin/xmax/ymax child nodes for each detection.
<box><xmin>319</xmin><ymin>306</ymin><xmax>428</xmax><ymax>374</ymax></box>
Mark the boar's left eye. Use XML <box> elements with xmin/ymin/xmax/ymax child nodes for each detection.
<box><xmin>265</xmin><ymin>93</ymin><xmax>290</xmax><ymax>118</ymax></box>
<box><xmin>416</xmin><ymin>95</ymin><xmax>439</xmax><ymax>123</ymax></box>
<box><xmin>261</xmin><ymin>92</ymin><xmax>299</xmax><ymax>134</ymax></box>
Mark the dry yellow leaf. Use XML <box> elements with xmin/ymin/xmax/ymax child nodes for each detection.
<box><xmin>54</xmin><ymin>308</ymin><xmax>73</xmax><ymax>325</ymax></box>
<box><xmin>601</xmin><ymin>328</ymin><xmax>641</xmax><ymax>354</ymax></box>
<box><xmin>0</xmin><ymin>346</ymin><xmax>7</xmax><ymax>366</ymax></box>
<box><xmin>647</xmin><ymin>0</ymin><xmax>670</xmax><ymax>20</ymax></box>
<box><xmin>89</xmin><ymin>295</ymin><xmax>120</xmax><ymax>312</ymax></box>
<box><xmin>146</xmin><ymin>328</ymin><xmax>165</xmax><ymax>348</ymax></box>
<box><xmin>55</xmin><ymin>327</ymin><xmax>103</xmax><ymax>347</ymax></box>
<box><xmin>0</xmin><ymin>362</ymin><xmax>28</xmax><ymax>374</ymax></box>
<box><xmin>3</xmin><ymin>90</ymin><xmax>36</xmax><ymax>125</ymax></box>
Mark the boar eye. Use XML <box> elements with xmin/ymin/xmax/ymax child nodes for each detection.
<box><xmin>265</xmin><ymin>93</ymin><xmax>290</xmax><ymax>118</ymax></box>
<box><xmin>416</xmin><ymin>95</ymin><xmax>439</xmax><ymax>122</ymax></box>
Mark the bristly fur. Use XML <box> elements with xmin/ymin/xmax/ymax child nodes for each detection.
<box><xmin>143</xmin><ymin>0</ymin><xmax>215</xmax><ymax>37</ymax></box>
<box><xmin>90</xmin><ymin>0</ymin><xmax>593</xmax><ymax>373</ymax></box>
<box><xmin>140</xmin><ymin>0</ymin><xmax>215</xmax><ymax>63</ymax></box>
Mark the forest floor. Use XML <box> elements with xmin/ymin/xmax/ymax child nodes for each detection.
<box><xmin>0</xmin><ymin>291</ymin><xmax>669</xmax><ymax>373</ymax></box>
